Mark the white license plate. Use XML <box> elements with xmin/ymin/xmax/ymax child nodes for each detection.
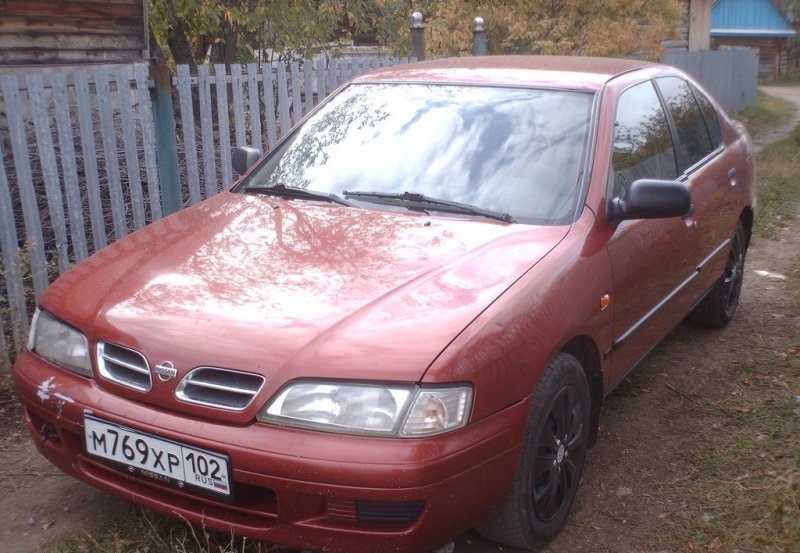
<box><xmin>83</xmin><ymin>416</ymin><xmax>232</xmax><ymax>497</ymax></box>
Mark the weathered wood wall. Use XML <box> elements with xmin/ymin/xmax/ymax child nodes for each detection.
<box><xmin>711</xmin><ymin>36</ymin><xmax>791</xmax><ymax>79</ymax></box>
<box><xmin>0</xmin><ymin>0</ymin><xmax>147</xmax><ymax>65</ymax></box>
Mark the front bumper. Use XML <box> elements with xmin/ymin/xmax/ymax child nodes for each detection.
<box><xmin>13</xmin><ymin>352</ymin><xmax>527</xmax><ymax>553</ymax></box>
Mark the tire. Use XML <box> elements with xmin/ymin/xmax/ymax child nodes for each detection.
<box><xmin>690</xmin><ymin>221</ymin><xmax>747</xmax><ymax>328</ymax></box>
<box><xmin>477</xmin><ymin>353</ymin><xmax>591</xmax><ymax>549</ymax></box>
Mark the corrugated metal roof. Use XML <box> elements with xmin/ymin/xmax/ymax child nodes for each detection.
<box><xmin>711</xmin><ymin>0</ymin><xmax>797</xmax><ymax>37</ymax></box>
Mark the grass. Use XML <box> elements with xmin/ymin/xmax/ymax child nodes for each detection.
<box><xmin>736</xmin><ymin>90</ymin><xmax>796</xmax><ymax>138</ymax></box>
<box><xmin>753</xmin><ymin>125</ymin><xmax>800</xmax><ymax>239</ymax></box>
<box><xmin>39</xmin><ymin>508</ymin><xmax>284</xmax><ymax>553</ymax></box>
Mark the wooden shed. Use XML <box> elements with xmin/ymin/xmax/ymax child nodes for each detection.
<box><xmin>710</xmin><ymin>0</ymin><xmax>797</xmax><ymax>78</ymax></box>
<box><xmin>0</xmin><ymin>0</ymin><xmax>148</xmax><ymax>66</ymax></box>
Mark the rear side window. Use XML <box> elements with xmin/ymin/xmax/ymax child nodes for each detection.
<box><xmin>656</xmin><ymin>77</ymin><xmax>714</xmax><ymax>171</ymax></box>
<box><xmin>690</xmin><ymin>83</ymin><xmax>723</xmax><ymax>149</ymax></box>
<box><xmin>611</xmin><ymin>81</ymin><xmax>677</xmax><ymax>198</ymax></box>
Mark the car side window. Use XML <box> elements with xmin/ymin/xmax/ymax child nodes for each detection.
<box><xmin>656</xmin><ymin>77</ymin><xmax>714</xmax><ymax>171</ymax></box>
<box><xmin>612</xmin><ymin>81</ymin><xmax>678</xmax><ymax>199</ymax></box>
<box><xmin>690</xmin><ymin>83</ymin><xmax>723</xmax><ymax>149</ymax></box>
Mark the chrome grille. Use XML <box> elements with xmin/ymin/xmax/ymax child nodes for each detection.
<box><xmin>176</xmin><ymin>367</ymin><xmax>265</xmax><ymax>411</ymax></box>
<box><xmin>96</xmin><ymin>342</ymin><xmax>152</xmax><ymax>392</ymax></box>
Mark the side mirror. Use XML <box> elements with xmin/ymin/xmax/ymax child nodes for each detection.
<box><xmin>232</xmin><ymin>146</ymin><xmax>263</xmax><ymax>176</ymax></box>
<box><xmin>609</xmin><ymin>179</ymin><xmax>692</xmax><ymax>223</ymax></box>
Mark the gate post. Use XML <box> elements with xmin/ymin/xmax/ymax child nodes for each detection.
<box><xmin>473</xmin><ymin>17</ymin><xmax>487</xmax><ymax>56</ymax></box>
<box><xmin>149</xmin><ymin>64</ymin><xmax>182</xmax><ymax>216</ymax></box>
<box><xmin>410</xmin><ymin>11</ymin><xmax>426</xmax><ymax>61</ymax></box>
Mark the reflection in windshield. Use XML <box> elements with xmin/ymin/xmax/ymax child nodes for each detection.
<box><xmin>246</xmin><ymin>84</ymin><xmax>593</xmax><ymax>225</ymax></box>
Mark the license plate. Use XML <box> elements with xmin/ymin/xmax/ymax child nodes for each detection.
<box><xmin>83</xmin><ymin>415</ymin><xmax>232</xmax><ymax>497</ymax></box>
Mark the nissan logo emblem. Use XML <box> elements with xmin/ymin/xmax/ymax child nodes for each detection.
<box><xmin>154</xmin><ymin>361</ymin><xmax>178</xmax><ymax>382</ymax></box>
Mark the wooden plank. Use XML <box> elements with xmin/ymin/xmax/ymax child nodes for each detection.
<box><xmin>94</xmin><ymin>68</ymin><xmax>129</xmax><ymax>241</ymax></box>
<box><xmin>0</xmin><ymin>48</ymin><xmax>144</xmax><ymax>66</ymax></box>
<box><xmin>0</xmin><ymin>136</ymin><xmax>30</xmax><ymax>350</ymax></box>
<box><xmin>133</xmin><ymin>64</ymin><xmax>163</xmax><ymax>219</ymax></box>
<box><xmin>328</xmin><ymin>59</ymin><xmax>338</xmax><ymax>93</ymax></box>
<box><xmin>176</xmin><ymin>64</ymin><xmax>201</xmax><ymax>205</ymax></box>
<box><xmin>0</xmin><ymin>33</ymin><xmax>144</xmax><ymax>50</ymax></box>
<box><xmin>214</xmin><ymin>63</ymin><xmax>233</xmax><ymax>187</ymax></box>
<box><xmin>51</xmin><ymin>71</ymin><xmax>89</xmax><ymax>263</ymax></box>
<box><xmin>0</xmin><ymin>15</ymin><xmax>144</xmax><ymax>34</ymax></box>
<box><xmin>316</xmin><ymin>58</ymin><xmax>327</xmax><ymax>99</ymax></box>
<box><xmin>231</xmin><ymin>64</ymin><xmax>247</xmax><ymax>148</ymax></box>
<box><xmin>290</xmin><ymin>61</ymin><xmax>302</xmax><ymax>126</ymax></box>
<box><xmin>115</xmin><ymin>66</ymin><xmax>146</xmax><ymax>230</ymax></box>
<box><xmin>197</xmin><ymin>64</ymin><xmax>217</xmax><ymax>197</ymax></box>
<box><xmin>27</xmin><ymin>74</ymin><xmax>70</xmax><ymax>275</ymax></box>
<box><xmin>261</xmin><ymin>63</ymin><xmax>278</xmax><ymax>149</ymax></box>
<box><xmin>276</xmin><ymin>63</ymin><xmax>291</xmax><ymax>138</ymax></box>
<box><xmin>0</xmin><ymin>75</ymin><xmax>49</xmax><ymax>298</ymax></box>
<box><xmin>246</xmin><ymin>63</ymin><xmax>262</xmax><ymax>153</ymax></box>
<box><xmin>303</xmin><ymin>60</ymin><xmax>314</xmax><ymax>115</ymax></box>
<box><xmin>1</xmin><ymin>1</ymin><xmax>142</xmax><ymax>18</ymax></box>
<box><xmin>74</xmin><ymin>71</ymin><xmax>107</xmax><ymax>250</ymax></box>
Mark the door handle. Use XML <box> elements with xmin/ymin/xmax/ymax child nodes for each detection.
<box><xmin>728</xmin><ymin>167</ymin><xmax>737</xmax><ymax>186</ymax></box>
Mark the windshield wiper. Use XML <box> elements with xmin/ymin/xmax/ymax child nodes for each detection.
<box><xmin>343</xmin><ymin>190</ymin><xmax>516</xmax><ymax>223</ymax></box>
<box><xmin>246</xmin><ymin>184</ymin><xmax>355</xmax><ymax>207</ymax></box>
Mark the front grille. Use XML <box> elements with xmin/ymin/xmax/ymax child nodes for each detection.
<box><xmin>176</xmin><ymin>367</ymin><xmax>265</xmax><ymax>411</ymax></box>
<box><xmin>356</xmin><ymin>500</ymin><xmax>425</xmax><ymax>523</ymax></box>
<box><xmin>96</xmin><ymin>342</ymin><xmax>152</xmax><ymax>392</ymax></box>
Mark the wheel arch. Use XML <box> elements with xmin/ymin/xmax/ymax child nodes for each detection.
<box><xmin>560</xmin><ymin>335</ymin><xmax>603</xmax><ymax>447</ymax></box>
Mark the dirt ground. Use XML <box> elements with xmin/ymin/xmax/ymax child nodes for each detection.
<box><xmin>1</xmin><ymin>86</ymin><xmax>799</xmax><ymax>553</ymax></box>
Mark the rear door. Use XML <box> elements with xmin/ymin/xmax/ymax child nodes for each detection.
<box><xmin>654</xmin><ymin>77</ymin><xmax>739</xmax><ymax>296</ymax></box>
<box><xmin>605</xmin><ymin>80</ymin><xmax>700</xmax><ymax>385</ymax></box>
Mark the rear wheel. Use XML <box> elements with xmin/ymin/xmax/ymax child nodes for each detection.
<box><xmin>477</xmin><ymin>353</ymin><xmax>590</xmax><ymax>549</ymax></box>
<box><xmin>690</xmin><ymin>221</ymin><xmax>747</xmax><ymax>327</ymax></box>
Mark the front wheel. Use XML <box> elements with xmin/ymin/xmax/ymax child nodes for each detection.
<box><xmin>477</xmin><ymin>353</ymin><xmax>590</xmax><ymax>549</ymax></box>
<box><xmin>690</xmin><ymin>221</ymin><xmax>747</xmax><ymax>327</ymax></box>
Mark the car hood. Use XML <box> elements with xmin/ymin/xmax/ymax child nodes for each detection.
<box><xmin>43</xmin><ymin>192</ymin><xmax>567</xmax><ymax>402</ymax></box>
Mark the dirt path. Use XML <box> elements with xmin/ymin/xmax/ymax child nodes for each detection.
<box><xmin>1</xmin><ymin>87</ymin><xmax>798</xmax><ymax>553</ymax></box>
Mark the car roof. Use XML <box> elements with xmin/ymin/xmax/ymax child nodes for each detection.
<box><xmin>354</xmin><ymin>55</ymin><xmax>664</xmax><ymax>91</ymax></box>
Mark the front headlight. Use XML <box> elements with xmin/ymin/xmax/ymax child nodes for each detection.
<box><xmin>258</xmin><ymin>381</ymin><xmax>472</xmax><ymax>438</ymax></box>
<box><xmin>28</xmin><ymin>308</ymin><xmax>93</xmax><ymax>377</ymax></box>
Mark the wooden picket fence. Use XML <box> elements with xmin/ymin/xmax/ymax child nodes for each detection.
<box><xmin>0</xmin><ymin>56</ymin><xmax>412</xmax><ymax>372</ymax></box>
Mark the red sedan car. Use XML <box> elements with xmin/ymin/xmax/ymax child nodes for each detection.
<box><xmin>13</xmin><ymin>56</ymin><xmax>754</xmax><ymax>552</ymax></box>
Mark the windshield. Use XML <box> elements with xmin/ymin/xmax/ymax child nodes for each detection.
<box><xmin>244</xmin><ymin>83</ymin><xmax>594</xmax><ymax>225</ymax></box>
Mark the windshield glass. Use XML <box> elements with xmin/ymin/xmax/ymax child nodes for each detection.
<box><xmin>244</xmin><ymin>83</ymin><xmax>593</xmax><ymax>225</ymax></box>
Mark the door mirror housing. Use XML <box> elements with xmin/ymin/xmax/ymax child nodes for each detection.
<box><xmin>233</xmin><ymin>146</ymin><xmax>263</xmax><ymax>176</ymax></box>
<box><xmin>609</xmin><ymin>179</ymin><xmax>692</xmax><ymax>224</ymax></box>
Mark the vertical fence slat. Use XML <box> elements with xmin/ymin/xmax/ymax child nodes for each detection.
<box><xmin>115</xmin><ymin>66</ymin><xmax>146</xmax><ymax>230</ymax></box>
<box><xmin>197</xmin><ymin>64</ymin><xmax>217</xmax><ymax>197</ymax></box>
<box><xmin>0</xmin><ymin>323</ymin><xmax>9</xmax><ymax>373</ymax></box>
<box><xmin>246</xmin><ymin>63</ymin><xmax>263</xmax><ymax>153</ymax></box>
<box><xmin>276</xmin><ymin>63</ymin><xmax>291</xmax><ymax>138</ymax></box>
<box><xmin>231</xmin><ymin>64</ymin><xmax>247</xmax><ymax>148</ymax></box>
<box><xmin>133</xmin><ymin>65</ymin><xmax>163</xmax><ymax>219</ymax></box>
<box><xmin>262</xmin><ymin>63</ymin><xmax>278</xmax><ymax>149</ymax></box>
<box><xmin>290</xmin><ymin>62</ymin><xmax>302</xmax><ymax>126</ymax></box>
<box><xmin>316</xmin><ymin>59</ymin><xmax>327</xmax><ymax>100</ymax></box>
<box><xmin>303</xmin><ymin>61</ymin><xmax>314</xmax><ymax>115</ymax></box>
<box><xmin>214</xmin><ymin>63</ymin><xmax>233</xmax><ymax>187</ymax></box>
<box><xmin>94</xmin><ymin>68</ymin><xmax>128</xmax><ymax>241</ymax></box>
<box><xmin>74</xmin><ymin>71</ymin><xmax>107</xmax><ymax>250</ymax></box>
<box><xmin>51</xmin><ymin>71</ymin><xmax>89</xmax><ymax>263</ymax></box>
<box><xmin>0</xmin><ymin>76</ymin><xmax>48</xmax><ymax>298</ymax></box>
<box><xmin>176</xmin><ymin>65</ymin><xmax>201</xmax><ymax>205</ymax></box>
<box><xmin>27</xmin><ymin>74</ymin><xmax>70</xmax><ymax>275</ymax></box>
<box><xmin>0</xmin><ymin>136</ymin><xmax>29</xmax><ymax>351</ymax></box>
<box><xmin>328</xmin><ymin>59</ymin><xmax>339</xmax><ymax>91</ymax></box>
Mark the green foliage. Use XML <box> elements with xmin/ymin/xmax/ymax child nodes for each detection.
<box><xmin>148</xmin><ymin>0</ymin><xmax>684</xmax><ymax>65</ymax></box>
